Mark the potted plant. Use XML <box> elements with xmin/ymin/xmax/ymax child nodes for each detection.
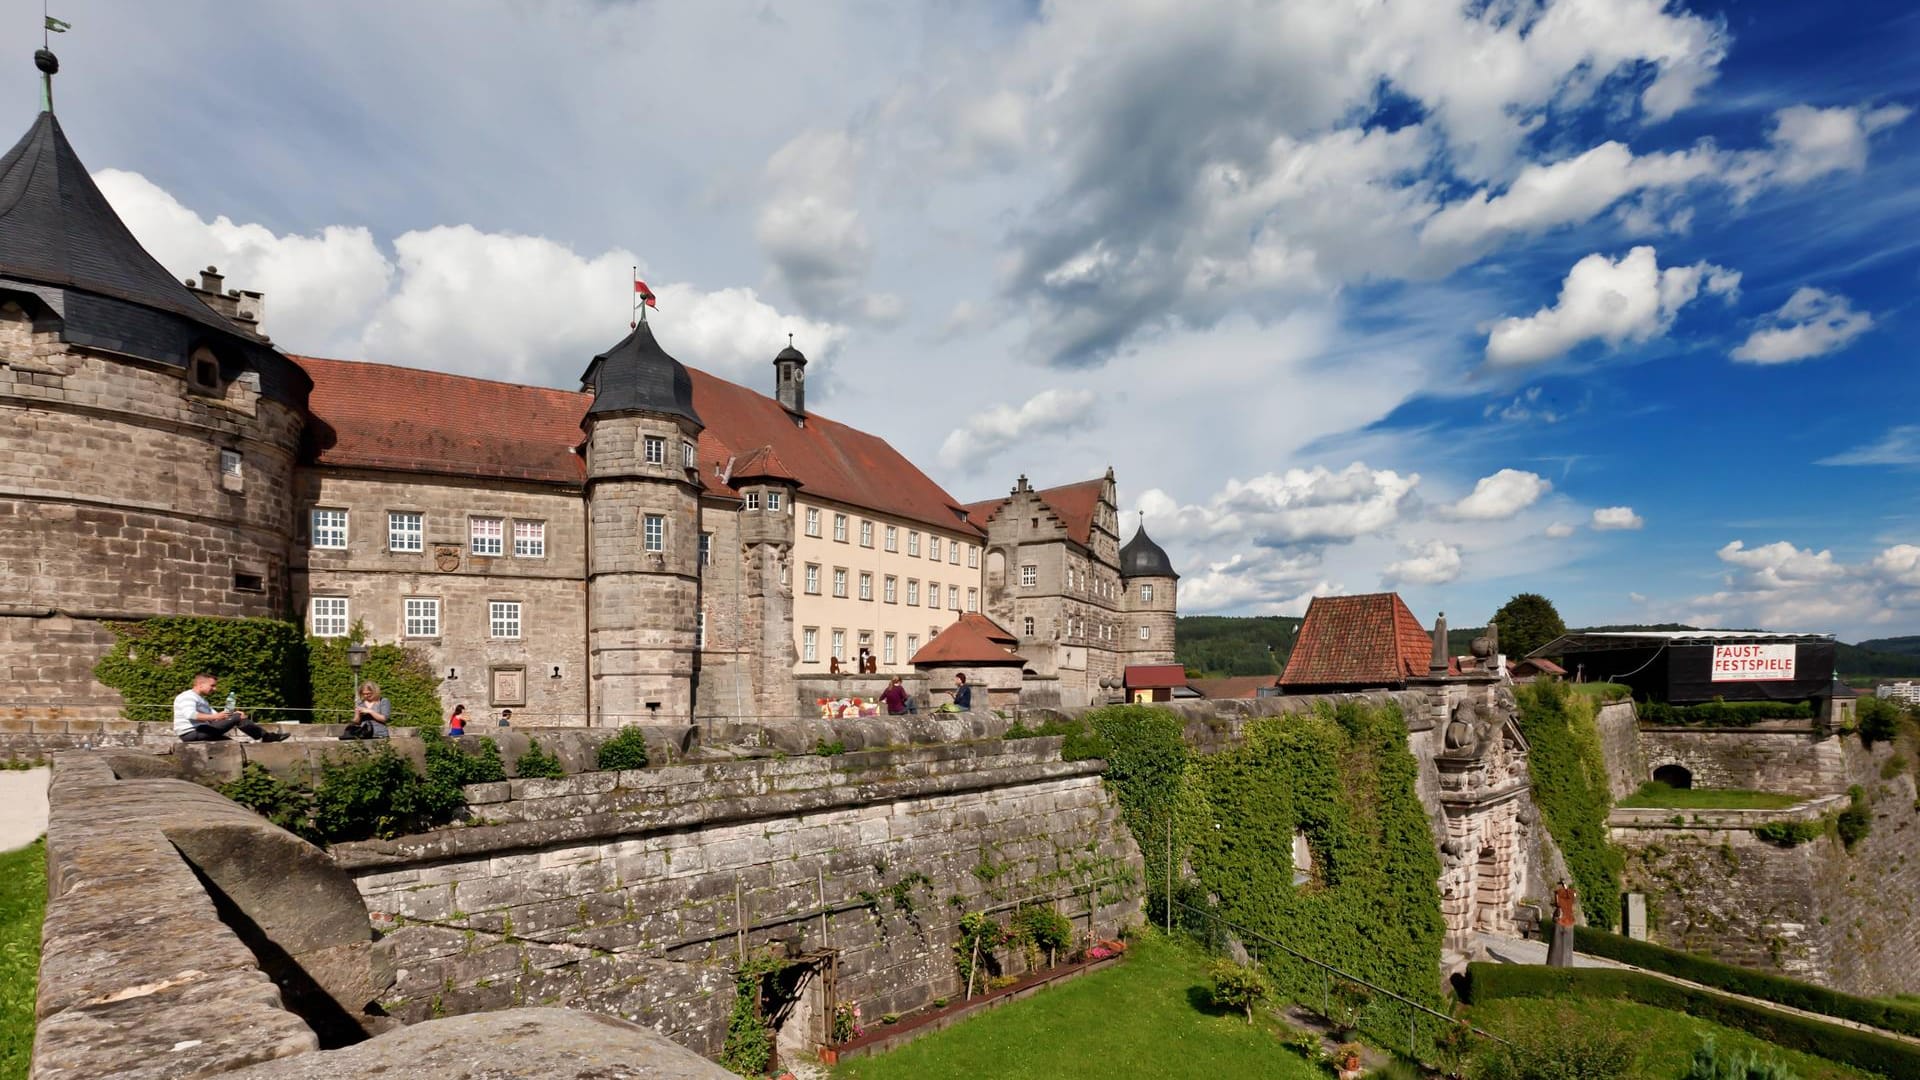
<box><xmin>1335</xmin><ymin>1042</ymin><xmax>1365</xmax><ymax>1079</ymax></box>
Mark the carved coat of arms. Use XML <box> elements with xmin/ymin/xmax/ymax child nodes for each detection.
<box><xmin>434</xmin><ymin>544</ymin><xmax>461</xmax><ymax>572</ymax></box>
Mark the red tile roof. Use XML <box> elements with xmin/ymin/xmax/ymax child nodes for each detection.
<box><xmin>909</xmin><ymin>613</ymin><xmax>1027</xmax><ymax>666</ymax></box>
<box><xmin>1124</xmin><ymin>664</ymin><xmax>1188</xmax><ymax>690</ymax></box>
<box><xmin>1513</xmin><ymin>657</ymin><xmax>1567</xmax><ymax>677</ymax></box>
<box><xmin>1187</xmin><ymin>675</ymin><xmax>1279</xmax><ymax>699</ymax></box>
<box><xmin>963</xmin><ymin>477</ymin><xmax>1107</xmax><ymax>548</ymax></box>
<box><xmin>1279</xmin><ymin>593</ymin><xmax>1436</xmax><ymax>689</ymax></box>
<box><xmin>293</xmin><ymin>354</ymin><xmax>978</xmax><ymax>535</ymax></box>
<box><xmin>294</xmin><ymin>356</ymin><xmax>590</xmax><ymax>484</ymax></box>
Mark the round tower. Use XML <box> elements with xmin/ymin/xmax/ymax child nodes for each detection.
<box><xmin>580</xmin><ymin>322</ymin><xmax>705</xmax><ymax>724</ymax></box>
<box><xmin>1119</xmin><ymin>522</ymin><xmax>1179</xmax><ymax>666</ymax></box>
<box><xmin>0</xmin><ymin>52</ymin><xmax>307</xmax><ymax>717</ymax></box>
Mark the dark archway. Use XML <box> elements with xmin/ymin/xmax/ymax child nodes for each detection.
<box><xmin>1652</xmin><ymin>764</ymin><xmax>1693</xmax><ymax>790</ymax></box>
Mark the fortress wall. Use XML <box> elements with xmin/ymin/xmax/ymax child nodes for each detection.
<box><xmin>1636</xmin><ymin>725</ymin><xmax>1850</xmax><ymax>795</ymax></box>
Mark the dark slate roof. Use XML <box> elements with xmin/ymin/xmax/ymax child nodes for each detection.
<box><xmin>581</xmin><ymin>321</ymin><xmax>701</xmax><ymax>426</ymax></box>
<box><xmin>1119</xmin><ymin>524</ymin><xmax>1178</xmax><ymax>579</ymax></box>
<box><xmin>775</xmin><ymin>342</ymin><xmax>806</xmax><ymax>363</ymax></box>
<box><xmin>0</xmin><ymin>111</ymin><xmax>238</xmax><ymax>336</ymax></box>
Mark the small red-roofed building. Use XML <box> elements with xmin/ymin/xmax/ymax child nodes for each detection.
<box><xmin>1278</xmin><ymin>593</ymin><xmax>1437</xmax><ymax>695</ymax></box>
<box><xmin>910</xmin><ymin>613</ymin><xmax>1028</xmax><ymax>710</ymax></box>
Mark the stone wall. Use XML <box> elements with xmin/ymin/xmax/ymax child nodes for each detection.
<box><xmin>1637</xmin><ymin>724</ymin><xmax>1849</xmax><ymax>795</ymax></box>
<box><xmin>334</xmin><ymin>740</ymin><xmax>1141</xmax><ymax>1057</ymax></box>
<box><xmin>1593</xmin><ymin>700</ymin><xmax>1645</xmax><ymax>800</ymax></box>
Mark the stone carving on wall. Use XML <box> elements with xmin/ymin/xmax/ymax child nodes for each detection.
<box><xmin>434</xmin><ymin>544</ymin><xmax>460</xmax><ymax>572</ymax></box>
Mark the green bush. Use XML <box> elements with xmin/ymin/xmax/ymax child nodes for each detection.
<box><xmin>1639</xmin><ymin>700</ymin><xmax>1814</xmax><ymax>726</ymax></box>
<box><xmin>424</xmin><ymin>732</ymin><xmax>506</xmax><ymax>787</ymax></box>
<box><xmin>954</xmin><ymin>911</ymin><xmax>1007</xmax><ymax>992</ymax></box>
<box><xmin>596</xmin><ymin>727</ymin><xmax>652</xmax><ymax>771</ymax></box>
<box><xmin>1854</xmin><ymin>697</ymin><xmax>1910</xmax><ymax>746</ymax></box>
<box><xmin>94</xmin><ymin>616</ymin><xmax>309</xmax><ymax>723</ymax></box>
<box><xmin>1836</xmin><ymin>786</ymin><xmax>1871</xmax><ymax>851</ymax></box>
<box><xmin>1463</xmin><ymin>963</ymin><xmax>1920</xmax><ymax>1078</ymax></box>
<box><xmin>1569</xmin><ymin>682</ymin><xmax>1633</xmax><ymax>703</ymax></box>
<box><xmin>513</xmin><ymin>738</ymin><xmax>565</xmax><ymax>780</ymax></box>
<box><xmin>1207</xmin><ymin>958</ymin><xmax>1273</xmax><ymax>1023</ymax></box>
<box><xmin>1687</xmin><ymin>1037</ymin><xmax>1803</xmax><ymax>1080</ymax></box>
<box><xmin>312</xmin><ymin>745</ymin><xmax>464</xmax><ymax>841</ymax></box>
<box><xmin>1574</xmin><ymin>928</ymin><xmax>1920</xmax><ymax>1040</ymax></box>
<box><xmin>1515</xmin><ymin>681</ymin><xmax>1623</xmax><ymax>928</ymax></box>
<box><xmin>1010</xmin><ymin>905</ymin><xmax>1075</xmax><ymax>968</ymax></box>
<box><xmin>1752</xmin><ymin>820</ymin><xmax>1823</xmax><ymax>847</ymax></box>
<box><xmin>307</xmin><ymin>624</ymin><xmax>443</xmax><ymax>727</ymax></box>
<box><xmin>220</xmin><ymin>763</ymin><xmax>319</xmax><ymax>842</ymax></box>
<box><xmin>1005</xmin><ymin>714</ymin><xmax>1110</xmax><ymax>761</ymax></box>
<box><xmin>1475</xmin><ymin>1004</ymin><xmax>1639</xmax><ymax>1080</ymax></box>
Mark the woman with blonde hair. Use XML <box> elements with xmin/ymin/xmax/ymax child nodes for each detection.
<box><xmin>343</xmin><ymin>680</ymin><xmax>392</xmax><ymax>740</ymax></box>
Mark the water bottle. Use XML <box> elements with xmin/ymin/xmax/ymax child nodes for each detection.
<box><xmin>225</xmin><ymin>691</ymin><xmax>237</xmax><ymax>716</ymax></box>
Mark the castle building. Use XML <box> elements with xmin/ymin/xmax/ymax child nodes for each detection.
<box><xmin>0</xmin><ymin>61</ymin><xmax>1177</xmax><ymax>723</ymax></box>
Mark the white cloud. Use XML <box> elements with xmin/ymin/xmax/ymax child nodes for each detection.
<box><xmin>1175</xmin><ymin>551</ymin><xmax>1341</xmax><ymax>616</ymax></box>
<box><xmin>937</xmin><ymin>388</ymin><xmax>1099</xmax><ymax>471</ymax></box>
<box><xmin>1545</xmin><ymin>522</ymin><xmax>1577</xmax><ymax>539</ymax></box>
<box><xmin>1484</xmin><ymin>246</ymin><xmax>1738</xmax><ymax>366</ymax></box>
<box><xmin>1447</xmin><ymin>469</ymin><xmax>1552</xmax><ymax>521</ymax></box>
<box><xmin>101</xmin><ymin>169</ymin><xmax>840</xmax><ymax>390</ymax></box>
<box><xmin>1731</xmin><ymin>103</ymin><xmax>1913</xmax><ymax>193</ymax></box>
<box><xmin>1485</xmin><ymin>386</ymin><xmax>1564</xmax><ymax>424</ymax></box>
<box><xmin>755</xmin><ymin>130</ymin><xmax>903</xmax><ymax>324</ymax></box>
<box><xmin>1819</xmin><ymin>426</ymin><xmax>1920</xmax><ymax>468</ymax></box>
<box><xmin>1591</xmin><ymin>506</ymin><xmax>1644</xmax><ymax>530</ymax></box>
<box><xmin>1683</xmin><ymin>540</ymin><xmax>1920</xmax><ymax>633</ymax></box>
<box><xmin>1731</xmin><ymin>287</ymin><xmax>1873</xmax><ymax>365</ymax></box>
<box><xmin>1383</xmin><ymin>539</ymin><xmax>1464</xmax><ymax>587</ymax></box>
<box><xmin>1137</xmin><ymin>464</ymin><xmax>1420</xmax><ymax>547</ymax></box>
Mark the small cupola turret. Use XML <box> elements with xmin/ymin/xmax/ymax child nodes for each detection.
<box><xmin>774</xmin><ymin>334</ymin><xmax>806</xmax><ymax>416</ymax></box>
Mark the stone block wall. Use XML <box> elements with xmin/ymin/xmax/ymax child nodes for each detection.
<box><xmin>335</xmin><ymin>741</ymin><xmax>1141</xmax><ymax>1057</ymax></box>
<box><xmin>1637</xmin><ymin>725</ymin><xmax>1849</xmax><ymax>795</ymax></box>
<box><xmin>1593</xmin><ymin>700</ymin><xmax>1645</xmax><ymax>800</ymax></box>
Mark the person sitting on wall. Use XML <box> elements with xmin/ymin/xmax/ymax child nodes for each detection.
<box><xmin>341</xmin><ymin>681</ymin><xmax>391</xmax><ymax>740</ymax></box>
<box><xmin>952</xmin><ymin>672</ymin><xmax>972</xmax><ymax>711</ymax></box>
<box><xmin>498</xmin><ymin>708</ymin><xmax>513</xmax><ymax>727</ymax></box>
<box><xmin>881</xmin><ymin>676</ymin><xmax>909</xmax><ymax>716</ymax></box>
<box><xmin>447</xmin><ymin>704</ymin><xmax>467</xmax><ymax>737</ymax></box>
<box><xmin>829</xmin><ymin>656</ymin><xmax>842</xmax><ymax>675</ymax></box>
<box><xmin>173</xmin><ymin>672</ymin><xmax>286</xmax><ymax>742</ymax></box>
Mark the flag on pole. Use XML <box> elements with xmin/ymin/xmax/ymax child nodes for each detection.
<box><xmin>46</xmin><ymin>16</ymin><xmax>71</xmax><ymax>32</ymax></box>
<box><xmin>634</xmin><ymin>279</ymin><xmax>657</xmax><ymax>309</ymax></box>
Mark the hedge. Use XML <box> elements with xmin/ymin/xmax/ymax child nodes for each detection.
<box><xmin>1573</xmin><ymin>927</ymin><xmax>1920</xmax><ymax>1040</ymax></box>
<box><xmin>1462</xmin><ymin>963</ymin><xmax>1920</xmax><ymax>1079</ymax></box>
<box><xmin>94</xmin><ymin>617</ymin><xmax>310</xmax><ymax>723</ymax></box>
<box><xmin>307</xmin><ymin>625</ymin><xmax>444</xmax><ymax>727</ymax></box>
<box><xmin>1638</xmin><ymin>700</ymin><xmax>1814</xmax><ymax>726</ymax></box>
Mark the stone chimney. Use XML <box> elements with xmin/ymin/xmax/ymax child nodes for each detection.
<box><xmin>185</xmin><ymin>266</ymin><xmax>270</xmax><ymax>342</ymax></box>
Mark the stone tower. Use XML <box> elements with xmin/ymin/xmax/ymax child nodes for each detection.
<box><xmin>773</xmin><ymin>336</ymin><xmax>806</xmax><ymax>415</ymax></box>
<box><xmin>0</xmin><ymin>52</ymin><xmax>307</xmax><ymax>717</ymax></box>
<box><xmin>1119</xmin><ymin>521</ymin><xmax>1178</xmax><ymax>666</ymax></box>
<box><xmin>580</xmin><ymin>322</ymin><xmax>704</xmax><ymax>724</ymax></box>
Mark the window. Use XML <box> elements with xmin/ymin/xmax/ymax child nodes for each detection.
<box><xmin>805</xmin><ymin>508</ymin><xmax>821</xmax><ymax>536</ymax></box>
<box><xmin>928</xmin><ymin>580</ymin><xmax>939</xmax><ymax>608</ymax></box>
<box><xmin>858</xmin><ymin>630</ymin><xmax>872</xmax><ymax>655</ymax></box>
<box><xmin>489</xmin><ymin>601</ymin><xmax>522</xmax><ymax>639</ymax></box>
<box><xmin>310</xmin><ymin>597</ymin><xmax>348</xmax><ymax>638</ymax></box>
<box><xmin>683</xmin><ymin>439</ymin><xmax>697</xmax><ymax>469</ymax></box>
<box><xmin>766</xmin><ymin>491</ymin><xmax>783</xmax><ymax>512</ymax></box>
<box><xmin>884</xmin><ymin>526</ymin><xmax>898</xmax><ymax>552</ymax></box>
<box><xmin>859</xmin><ymin>572</ymin><xmax>873</xmax><ymax>600</ymax></box>
<box><xmin>514</xmin><ymin>520</ymin><xmax>546</xmax><ymax>558</ymax></box>
<box><xmin>404</xmin><ymin>597</ymin><xmax>440</xmax><ymax>638</ymax></box>
<box><xmin>1138</xmin><ymin>625</ymin><xmax>1151</xmax><ymax>640</ymax></box>
<box><xmin>806</xmin><ymin>564</ymin><xmax>821</xmax><ymax>594</ymax></box>
<box><xmin>831</xmin><ymin>630</ymin><xmax>846</xmax><ymax>661</ymax></box>
<box><xmin>884</xmin><ymin>575</ymin><xmax>897</xmax><ymax>604</ymax></box>
<box><xmin>1023</xmin><ymin>616</ymin><xmax>1035</xmax><ymax>636</ymax></box>
<box><xmin>643</xmin><ymin>514</ymin><xmax>665</xmax><ymax>552</ymax></box>
<box><xmin>833</xmin><ymin>514</ymin><xmax>848</xmax><ymax>542</ymax></box>
<box><xmin>1020</xmin><ymin>564</ymin><xmax>1037</xmax><ymax>588</ymax></box>
<box><xmin>967</xmin><ymin>587</ymin><xmax>979</xmax><ymax>613</ymax></box>
<box><xmin>949</xmin><ymin>543</ymin><xmax>960</xmax><ymax>565</ymax></box>
<box><xmin>884</xmin><ymin>633</ymin><xmax>897</xmax><ymax>664</ymax></box>
<box><xmin>803</xmin><ymin>628</ymin><xmax>818</xmax><ymax>662</ymax></box>
<box><xmin>1140</xmin><ymin>583</ymin><xmax>1154</xmax><ymax>603</ymax></box>
<box><xmin>907</xmin><ymin>633</ymin><xmax>919</xmax><ymax>656</ymax></box>
<box><xmin>700</xmin><ymin>532</ymin><xmax>713</xmax><ymax>566</ymax></box>
<box><xmin>470</xmin><ymin>517</ymin><xmax>504</xmax><ymax>556</ymax></box>
<box><xmin>1067</xmin><ymin>567</ymin><xmax>1075</xmax><ymax>588</ymax></box>
<box><xmin>859</xmin><ymin>520</ymin><xmax>874</xmax><ymax>547</ymax></box>
<box><xmin>233</xmin><ymin>571</ymin><xmax>264</xmax><ymax>593</ymax></box>
<box><xmin>745</xmin><ymin>491</ymin><xmax>761</xmax><ymax>511</ymax></box>
<box><xmin>696</xmin><ymin>609</ymin><xmax>706</xmax><ymax>649</ymax></box>
<box><xmin>967</xmin><ymin>545</ymin><xmax>978</xmax><ymax>568</ymax></box>
<box><xmin>832</xmin><ymin>568</ymin><xmax>848</xmax><ymax>598</ymax></box>
<box><xmin>644</xmin><ymin>435</ymin><xmax>666</xmax><ymax>465</ymax></box>
<box><xmin>907</xmin><ymin>579</ymin><xmax>920</xmax><ymax>605</ymax></box>
<box><xmin>388</xmin><ymin>511</ymin><xmax>423</xmax><ymax>553</ymax></box>
<box><xmin>948</xmin><ymin>585</ymin><xmax>959</xmax><ymax>610</ymax></box>
<box><xmin>780</xmin><ymin>561</ymin><xmax>790</xmax><ymax>587</ymax></box>
<box><xmin>908</xmin><ymin>531</ymin><xmax>921</xmax><ymax>556</ymax></box>
<box><xmin>1067</xmin><ymin>617</ymin><xmax>1076</xmax><ymax>638</ymax></box>
<box><xmin>930</xmin><ymin>537</ymin><xmax>942</xmax><ymax>562</ymax></box>
<box><xmin>219</xmin><ymin>449</ymin><xmax>243</xmax><ymax>492</ymax></box>
<box><xmin>311</xmin><ymin>508</ymin><xmax>348</xmax><ymax>550</ymax></box>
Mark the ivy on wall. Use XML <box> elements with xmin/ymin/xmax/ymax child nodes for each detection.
<box><xmin>307</xmin><ymin>623</ymin><xmax>444</xmax><ymax>727</ymax></box>
<box><xmin>94</xmin><ymin>617</ymin><xmax>310</xmax><ymax>723</ymax></box>
<box><xmin>1088</xmin><ymin>702</ymin><xmax>1446</xmax><ymax>1032</ymax></box>
<box><xmin>1514</xmin><ymin>680</ymin><xmax>1623</xmax><ymax>929</ymax></box>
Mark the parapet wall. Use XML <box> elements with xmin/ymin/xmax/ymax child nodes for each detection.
<box><xmin>1636</xmin><ymin>724</ymin><xmax>1850</xmax><ymax>795</ymax></box>
<box><xmin>334</xmin><ymin>739</ymin><xmax>1141</xmax><ymax>1056</ymax></box>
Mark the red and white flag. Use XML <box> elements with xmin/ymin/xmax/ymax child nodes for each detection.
<box><xmin>634</xmin><ymin>278</ymin><xmax>658</xmax><ymax>309</ymax></box>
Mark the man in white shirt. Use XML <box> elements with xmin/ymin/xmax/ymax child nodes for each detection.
<box><xmin>172</xmin><ymin>672</ymin><xmax>286</xmax><ymax>742</ymax></box>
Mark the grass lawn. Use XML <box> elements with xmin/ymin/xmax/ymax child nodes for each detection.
<box><xmin>831</xmin><ymin>933</ymin><xmax>1322</xmax><ymax>1080</ymax></box>
<box><xmin>0</xmin><ymin>839</ymin><xmax>46</xmax><ymax>1080</ymax></box>
<box><xmin>1615</xmin><ymin>782</ymin><xmax>1804</xmax><ymax>810</ymax></box>
<box><xmin>1467</xmin><ymin>997</ymin><xmax>1873</xmax><ymax>1080</ymax></box>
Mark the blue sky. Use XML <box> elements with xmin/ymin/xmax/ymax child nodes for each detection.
<box><xmin>10</xmin><ymin>0</ymin><xmax>1917</xmax><ymax>640</ymax></box>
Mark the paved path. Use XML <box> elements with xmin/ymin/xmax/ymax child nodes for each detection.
<box><xmin>1474</xmin><ymin>932</ymin><xmax>1920</xmax><ymax>1048</ymax></box>
<box><xmin>0</xmin><ymin>766</ymin><xmax>49</xmax><ymax>851</ymax></box>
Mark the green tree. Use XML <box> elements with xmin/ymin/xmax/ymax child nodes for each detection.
<box><xmin>1207</xmin><ymin>959</ymin><xmax>1273</xmax><ymax>1024</ymax></box>
<box><xmin>1492</xmin><ymin>593</ymin><xmax>1568</xmax><ymax>660</ymax></box>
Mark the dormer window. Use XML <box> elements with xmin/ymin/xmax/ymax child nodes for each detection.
<box><xmin>186</xmin><ymin>346</ymin><xmax>224</xmax><ymax>396</ymax></box>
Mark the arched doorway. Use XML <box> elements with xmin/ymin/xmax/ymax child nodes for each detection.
<box><xmin>1652</xmin><ymin>763</ymin><xmax>1693</xmax><ymax>790</ymax></box>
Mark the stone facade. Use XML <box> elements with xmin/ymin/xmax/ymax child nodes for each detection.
<box><xmin>336</xmin><ymin>741</ymin><xmax>1142</xmax><ymax>1056</ymax></box>
<box><xmin>1636</xmin><ymin>724</ymin><xmax>1850</xmax><ymax>795</ymax></box>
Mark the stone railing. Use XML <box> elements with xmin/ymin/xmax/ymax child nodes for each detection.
<box><xmin>1609</xmin><ymin>793</ymin><xmax>1849</xmax><ymax>831</ymax></box>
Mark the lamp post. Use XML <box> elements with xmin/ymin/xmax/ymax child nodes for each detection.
<box><xmin>346</xmin><ymin>642</ymin><xmax>369</xmax><ymax>726</ymax></box>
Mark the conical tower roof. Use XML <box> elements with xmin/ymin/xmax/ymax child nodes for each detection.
<box><xmin>1119</xmin><ymin>523</ymin><xmax>1178</xmax><ymax>579</ymax></box>
<box><xmin>581</xmin><ymin>320</ymin><xmax>701</xmax><ymax>427</ymax></box>
<box><xmin>0</xmin><ymin>111</ymin><xmax>241</xmax><ymax>335</ymax></box>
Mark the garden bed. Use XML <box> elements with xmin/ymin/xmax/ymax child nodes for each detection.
<box><xmin>824</xmin><ymin>952</ymin><xmax>1124</xmax><ymax>1063</ymax></box>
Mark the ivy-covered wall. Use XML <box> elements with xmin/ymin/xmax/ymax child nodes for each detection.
<box><xmin>1513</xmin><ymin>680</ymin><xmax>1623</xmax><ymax>929</ymax></box>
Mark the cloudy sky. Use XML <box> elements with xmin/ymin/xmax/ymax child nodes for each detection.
<box><xmin>15</xmin><ymin>0</ymin><xmax>1919</xmax><ymax>641</ymax></box>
